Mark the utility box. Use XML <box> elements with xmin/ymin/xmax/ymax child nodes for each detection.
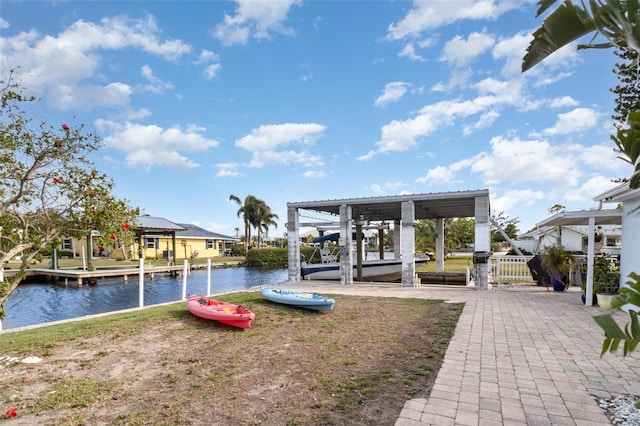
<box><xmin>473</xmin><ymin>251</ymin><xmax>491</xmax><ymax>264</ymax></box>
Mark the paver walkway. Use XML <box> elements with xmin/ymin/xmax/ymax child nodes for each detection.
<box><xmin>276</xmin><ymin>281</ymin><xmax>640</xmax><ymax>426</ymax></box>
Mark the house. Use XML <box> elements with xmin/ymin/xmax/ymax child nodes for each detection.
<box><xmin>516</xmin><ymin>224</ymin><xmax>621</xmax><ymax>254</ymax></box>
<box><xmin>55</xmin><ymin>216</ymin><xmax>238</xmax><ymax>261</ymax></box>
<box><xmin>171</xmin><ymin>223</ymin><xmax>237</xmax><ymax>259</ymax></box>
<box><xmin>594</xmin><ymin>182</ymin><xmax>640</xmax><ymax>286</ymax></box>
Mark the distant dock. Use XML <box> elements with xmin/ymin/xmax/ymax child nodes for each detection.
<box><xmin>4</xmin><ymin>261</ymin><xmax>244</xmax><ymax>287</ymax></box>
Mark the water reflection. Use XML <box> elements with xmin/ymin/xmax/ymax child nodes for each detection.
<box><xmin>3</xmin><ymin>267</ymin><xmax>287</xmax><ymax>330</ymax></box>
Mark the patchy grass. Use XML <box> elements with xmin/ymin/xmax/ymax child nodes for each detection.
<box><xmin>0</xmin><ymin>292</ymin><xmax>463</xmax><ymax>425</ymax></box>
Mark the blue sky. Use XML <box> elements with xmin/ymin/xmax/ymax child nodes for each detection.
<box><xmin>0</xmin><ymin>0</ymin><xmax>628</xmax><ymax>238</ymax></box>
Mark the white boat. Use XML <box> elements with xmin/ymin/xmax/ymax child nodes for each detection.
<box><xmin>301</xmin><ymin>257</ymin><xmax>429</xmax><ymax>282</ymax></box>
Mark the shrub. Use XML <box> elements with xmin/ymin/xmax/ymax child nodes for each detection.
<box><xmin>245</xmin><ymin>248</ymin><xmax>287</xmax><ymax>268</ymax></box>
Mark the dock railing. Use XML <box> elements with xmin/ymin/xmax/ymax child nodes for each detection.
<box><xmin>489</xmin><ymin>255</ymin><xmax>534</xmax><ymax>285</ymax></box>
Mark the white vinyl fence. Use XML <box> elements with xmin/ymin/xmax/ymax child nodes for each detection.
<box><xmin>488</xmin><ymin>255</ymin><xmax>535</xmax><ymax>285</ymax></box>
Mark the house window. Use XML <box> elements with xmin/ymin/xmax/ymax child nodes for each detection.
<box><xmin>61</xmin><ymin>239</ymin><xmax>72</xmax><ymax>250</ymax></box>
<box><xmin>206</xmin><ymin>240</ymin><xmax>214</xmax><ymax>249</ymax></box>
<box><xmin>145</xmin><ymin>238</ymin><xmax>157</xmax><ymax>249</ymax></box>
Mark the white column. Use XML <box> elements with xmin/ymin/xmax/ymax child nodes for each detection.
<box><xmin>585</xmin><ymin>216</ymin><xmax>595</xmax><ymax>306</ymax></box>
<box><xmin>339</xmin><ymin>204</ymin><xmax>353</xmax><ymax>285</ymax></box>
<box><xmin>401</xmin><ymin>201</ymin><xmax>417</xmax><ymax>287</ymax></box>
<box><xmin>436</xmin><ymin>218</ymin><xmax>445</xmax><ymax>272</ymax></box>
<box><xmin>287</xmin><ymin>206</ymin><xmax>301</xmax><ymax>282</ymax></box>
<box><xmin>474</xmin><ymin>196</ymin><xmax>491</xmax><ymax>290</ymax></box>
<box><xmin>138</xmin><ymin>257</ymin><xmax>145</xmax><ymax>307</ymax></box>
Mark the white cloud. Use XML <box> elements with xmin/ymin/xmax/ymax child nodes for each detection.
<box><xmin>374</xmin><ymin>82</ymin><xmax>411</xmax><ymax>107</ymax></box>
<box><xmin>302</xmin><ymin>170</ymin><xmax>326</xmax><ymax>178</ymax></box>
<box><xmin>462</xmin><ymin>110</ymin><xmax>500</xmax><ymax>136</ymax></box>
<box><xmin>543</xmin><ymin>107</ymin><xmax>600</xmax><ymax>136</ymax></box>
<box><xmin>579</xmin><ymin>144</ymin><xmax>627</xmax><ymax>172</ymax></box>
<box><xmin>366</xmin><ymin>181</ymin><xmax>408</xmax><ymax>195</ymax></box>
<box><xmin>235</xmin><ymin>123</ymin><xmax>326</xmax><ymax>168</ymax></box>
<box><xmin>212</xmin><ymin>0</ymin><xmax>302</xmax><ymax>46</ymax></box>
<box><xmin>578</xmin><ymin>176</ymin><xmax>622</xmax><ymax>201</ymax></box>
<box><xmin>363</xmin><ymin>97</ymin><xmax>502</xmax><ymax>159</ymax></box>
<box><xmin>440</xmin><ymin>31</ymin><xmax>494</xmax><ymax>68</ymax></box>
<box><xmin>236</xmin><ymin>123</ymin><xmax>325</xmax><ymax>151</ymax></box>
<box><xmin>549</xmin><ymin>96</ymin><xmax>579</xmax><ymax>108</ymax></box>
<box><xmin>97</xmin><ymin>120</ymin><xmax>219</xmax><ymax>170</ymax></box>
<box><xmin>491</xmin><ymin>189</ymin><xmax>545</xmax><ymax>212</ymax></box>
<box><xmin>0</xmin><ymin>18</ymin><xmax>9</xmax><ymax>29</ymax></box>
<box><xmin>398</xmin><ymin>42</ymin><xmax>426</xmax><ymax>62</ymax></box>
<box><xmin>416</xmin><ymin>166</ymin><xmax>455</xmax><ymax>184</ymax></box>
<box><xmin>491</xmin><ymin>31</ymin><xmax>532</xmax><ymax>78</ymax></box>
<box><xmin>1</xmin><ymin>15</ymin><xmax>191</xmax><ymax>110</ymax></box>
<box><xmin>215</xmin><ymin>162</ymin><xmax>242</xmax><ymax>177</ymax></box>
<box><xmin>386</xmin><ymin>0</ymin><xmax>518</xmax><ymax>41</ymax></box>
<box><xmin>471</xmin><ymin>136</ymin><xmax>583</xmax><ymax>189</ymax></box>
<box><xmin>197</xmin><ymin>49</ymin><xmax>222</xmax><ymax>80</ymax></box>
<box><xmin>141</xmin><ymin>65</ymin><xmax>174</xmax><ymax>94</ymax></box>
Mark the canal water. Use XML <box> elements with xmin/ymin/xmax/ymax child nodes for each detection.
<box><xmin>2</xmin><ymin>267</ymin><xmax>288</xmax><ymax>330</ymax></box>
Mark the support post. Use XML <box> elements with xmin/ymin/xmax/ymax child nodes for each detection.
<box><xmin>585</xmin><ymin>216</ymin><xmax>595</xmax><ymax>307</ymax></box>
<box><xmin>138</xmin><ymin>256</ymin><xmax>144</xmax><ymax>308</ymax></box>
<box><xmin>339</xmin><ymin>204</ymin><xmax>353</xmax><ymax>285</ymax></box>
<box><xmin>436</xmin><ymin>218</ymin><xmax>445</xmax><ymax>272</ymax></box>
<box><xmin>287</xmin><ymin>206</ymin><xmax>301</xmax><ymax>282</ymax></box>
<box><xmin>474</xmin><ymin>196</ymin><xmax>491</xmax><ymax>290</ymax></box>
<box><xmin>401</xmin><ymin>201</ymin><xmax>417</xmax><ymax>287</ymax></box>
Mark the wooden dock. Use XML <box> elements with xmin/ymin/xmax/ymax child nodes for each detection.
<box><xmin>5</xmin><ymin>265</ymin><xmax>185</xmax><ymax>287</ymax></box>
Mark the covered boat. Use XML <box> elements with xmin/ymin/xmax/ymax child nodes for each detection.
<box><xmin>302</xmin><ymin>232</ymin><xmax>430</xmax><ymax>282</ymax></box>
<box><xmin>186</xmin><ymin>295</ymin><xmax>256</xmax><ymax>329</ymax></box>
<box><xmin>301</xmin><ymin>257</ymin><xmax>430</xmax><ymax>282</ymax></box>
<box><xmin>260</xmin><ymin>287</ymin><xmax>335</xmax><ymax>312</ymax></box>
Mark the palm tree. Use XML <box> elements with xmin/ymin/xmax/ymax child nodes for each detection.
<box><xmin>522</xmin><ymin>1</ymin><xmax>640</xmax><ymax>188</ymax></box>
<box><xmin>250</xmin><ymin>199</ymin><xmax>279</xmax><ymax>249</ymax></box>
<box><xmin>229</xmin><ymin>194</ymin><xmax>262</xmax><ymax>253</ymax></box>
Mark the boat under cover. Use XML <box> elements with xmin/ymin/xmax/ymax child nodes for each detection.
<box><xmin>260</xmin><ymin>287</ymin><xmax>335</xmax><ymax>312</ymax></box>
<box><xmin>186</xmin><ymin>295</ymin><xmax>256</xmax><ymax>329</ymax></box>
<box><xmin>301</xmin><ymin>257</ymin><xmax>429</xmax><ymax>282</ymax></box>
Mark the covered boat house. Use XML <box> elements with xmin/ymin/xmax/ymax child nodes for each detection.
<box><xmin>286</xmin><ymin>189</ymin><xmax>491</xmax><ymax>288</ymax></box>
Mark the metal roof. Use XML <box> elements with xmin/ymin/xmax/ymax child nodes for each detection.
<box><xmin>594</xmin><ymin>182</ymin><xmax>640</xmax><ymax>203</ymax></box>
<box><xmin>133</xmin><ymin>216</ymin><xmax>186</xmax><ymax>234</ymax></box>
<box><xmin>287</xmin><ymin>189</ymin><xmax>489</xmax><ymax>222</ymax></box>
<box><xmin>533</xmin><ymin>208</ymin><xmax>623</xmax><ymax>228</ymax></box>
<box><xmin>176</xmin><ymin>223</ymin><xmax>237</xmax><ymax>241</ymax></box>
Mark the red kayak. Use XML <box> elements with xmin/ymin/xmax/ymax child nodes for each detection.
<box><xmin>187</xmin><ymin>295</ymin><xmax>256</xmax><ymax>329</ymax></box>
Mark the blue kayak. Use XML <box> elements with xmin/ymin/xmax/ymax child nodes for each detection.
<box><xmin>260</xmin><ymin>287</ymin><xmax>335</xmax><ymax>312</ymax></box>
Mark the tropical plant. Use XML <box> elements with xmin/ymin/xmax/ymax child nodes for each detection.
<box><xmin>522</xmin><ymin>0</ymin><xmax>640</xmax><ymax>73</ymax></box>
<box><xmin>229</xmin><ymin>194</ymin><xmax>277</xmax><ymax>251</ymax></box>
<box><xmin>611</xmin><ymin>47</ymin><xmax>640</xmax><ymax>131</ymax></box>
<box><xmin>541</xmin><ymin>245</ymin><xmax>574</xmax><ymax>290</ymax></box>
<box><xmin>0</xmin><ymin>72</ymin><xmax>138</xmax><ymax>317</ymax></box>
<box><xmin>593</xmin><ymin>255</ymin><xmax>621</xmax><ymax>294</ymax></box>
<box><xmin>229</xmin><ymin>194</ymin><xmax>258</xmax><ymax>253</ymax></box>
<box><xmin>594</xmin><ymin>272</ymin><xmax>640</xmax><ymax>357</ymax></box>
<box><xmin>522</xmin><ymin>0</ymin><xmax>640</xmax><ymax>188</ymax></box>
<box><xmin>251</xmin><ymin>200</ymin><xmax>278</xmax><ymax>249</ymax></box>
<box><xmin>612</xmin><ymin>110</ymin><xmax>640</xmax><ymax>187</ymax></box>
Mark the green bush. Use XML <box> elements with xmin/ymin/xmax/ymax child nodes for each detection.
<box><xmin>230</xmin><ymin>244</ymin><xmax>246</xmax><ymax>256</ymax></box>
<box><xmin>245</xmin><ymin>248</ymin><xmax>287</xmax><ymax>268</ymax></box>
<box><xmin>244</xmin><ymin>246</ymin><xmax>337</xmax><ymax>268</ymax></box>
